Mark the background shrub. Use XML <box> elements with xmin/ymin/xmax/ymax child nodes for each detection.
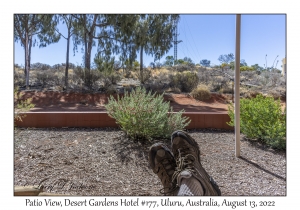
<box><xmin>240</xmin><ymin>66</ymin><xmax>255</xmax><ymax>71</ymax></box>
<box><xmin>170</xmin><ymin>72</ymin><xmax>199</xmax><ymax>93</ymax></box>
<box><xmin>190</xmin><ymin>84</ymin><xmax>211</xmax><ymax>101</ymax></box>
<box><xmin>136</xmin><ymin>68</ymin><xmax>151</xmax><ymax>84</ymax></box>
<box><xmin>228</xmin><ymin>94</ymin><xmax>286</xmax><ymax>149</ymax></box>
<box><xmin>101</xmin><ymin>72</ymin><xmax>121</xmax><ymax>90</ymax></box>
<box><xmin>14</xmin><ymin>69</ymin><xmax>25</xmax><ymax>87</ymax></box>
<box><xmin>14</xmin><ymin>87</ymin><xmax>35</xmax><ymax>125</ymax></box>
<box><xmin>105</xmin><ymin>87</ymin><xmax>190</xmax><ymax>141</ymax></box>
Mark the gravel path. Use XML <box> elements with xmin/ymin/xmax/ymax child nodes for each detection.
<box><xmin>14</xmin><ymin>128</ymin><xmax>286</xmax><ymax>196</ymax></box>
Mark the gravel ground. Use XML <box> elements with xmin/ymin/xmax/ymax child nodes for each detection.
<box><xmin>14</xmin><ymin>128</ymin><xmax>286</xmax><ymax>196</ymax></box>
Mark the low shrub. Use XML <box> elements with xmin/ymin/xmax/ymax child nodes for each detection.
<box><xmin>36</xmin><ymin>72</ymin><xmax>49</xmax><ymax>87</ymax></box>
<box><xmin>227</xmin><ymin>94</ymin><xmax>286</xmax><ymax>149</ymax></box>
<box><xmin>190</xmin><ymin>84</ymin><xmax>211</xmax><ymax>101</ymax></box>
<box><xmin>105</xmin><ymin>85</ymin><xmax>118</xmax><ymax>95</ymax></box>
<box><xmin>165</xmin><ymin>87</ymin><xmax>181</xmax><ymax>94</ymax></box>
<box><xmin>102</xmin><ymin>72</ymin><xmax>122</xmax><ymax>90</ymax></box>
<box><xmin>73</xmin><ymin>67</ymin><xmax>102</xmax><ymax>88</ymax></box>
<box><xmin>240</xmin><ymin>66</ymin><xmax>255</xmax><ymax>71</ymax></box>
<box><xmin>14</xmin><ymin>69</ymin><xmax>26</xmax><ymax>87</ymax></box>
<box><xmin>145</xmin><ymin>82</ymin><xmax>168</xmax><ymax>94</ymax></box>
<box><xmin>14</xmin><ymin>87</ymin><xmax>35</xmax><ymax>125</ymax></box>
<box><xmin>242</xmin><ymin>90</ymin><xmax>261</xmax><ymax>99</ymax></box>
<box><xmin>170</xmin><ymin>72</ymin><xmax>199</xmax><ymax>93</ymax></box>
<box><xmin>136</xmin><ymin>69</ymin><xmax>151</xmax><ymax>84</ymax></box>
<box><xmin>105</xmin><ymin>87</ymin><xmax>191</xmax><ymax>141</ymax></box>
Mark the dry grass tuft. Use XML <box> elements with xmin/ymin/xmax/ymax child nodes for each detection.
<box><xmin>190</xmin><ymin>84</ymin><xmax>211</xmax><ymax>101</ymax></box>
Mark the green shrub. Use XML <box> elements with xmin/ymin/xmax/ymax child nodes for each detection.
<box><xmin>102</xmin><ymin>72</ymin><xmax>122</xmax><ymax>90</ymax></box>
<box><xmin>105</xmin><ymin>87</ymin><xmax>191</xmax><ymax>141</ymax></box>
<box><xmin>170</xmin><ymin>72</ymin><xmax>199</xmax><ymax>92</ymax></box>
<box><xmin>190</xmin><ymin>84</ymin><xmax>211</xmax><ymax>101</ymax></box>
<box><xmin>105</xmin><ymin>85</ymin><xmax>118</xmax><ymax>95</ymax></box>
<box><xmin>182</xmin><ymin>72</ymin><xmax>199</xmax><ymax>92</ymax></box>
<box><xmin>136</xmin><ymin>68</ymin><xmax>151</xmax><ymax>84</ymax></box>
<box><xmin>14</xmin><ymin>87</ymin><xmax>35</xmax><ymax>125</ymax></box>
<box><xmin>228</xmin><ymin>94</ymin><xmax>286</xmax><ymax>149</ymax></box>
<box><xmin>240</xmin><ymin>66</ymin><xmax>255</xmax><ymax>71</ymax></box>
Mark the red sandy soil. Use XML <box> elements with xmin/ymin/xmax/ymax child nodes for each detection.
<box><xmin>19</xmin><ymin>91</ymin><xmax>231</xmax><ymax>113</ymax></box>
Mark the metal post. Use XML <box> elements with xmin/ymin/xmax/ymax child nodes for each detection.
<box><xmin>235</xmin><ymin>14</ymin><xmax>241</xmax><ymax>157</ymax></box>
<box><xmin>173</xmin><ymin>18</ymin><xmax>182</xmax><ymax>65</ymax></box>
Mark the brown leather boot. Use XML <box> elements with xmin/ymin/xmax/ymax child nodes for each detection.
<box><xmin>171</xmin><ymin>130</ymin><xmax>221</xmax><ymax>196</ymax></box>
<box><xmin>149</xmin><ymin>143</ymin><xmax>179</xmax><ymax>195</ymax></box>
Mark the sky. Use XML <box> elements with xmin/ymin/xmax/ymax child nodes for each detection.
<box><xmin>14</xmin><ymin>14</ymin><xmax>286</xmax><ymax>70</ymax></box>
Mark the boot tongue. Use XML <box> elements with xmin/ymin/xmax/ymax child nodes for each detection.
<box><xmin>177</xmin><ymin>170</ymin><xmax>192</xmax><ymax>185</ymax></box>
<box><xmin>176</xmin><ymin>170</ymin><xmax>205</xmax><ymax>196</ymax></box>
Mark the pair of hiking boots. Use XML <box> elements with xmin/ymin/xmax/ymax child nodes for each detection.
<box><xmin>149</xmin><ymin>130</ymin><xmax>221</xmax><ymax>196</ymax></box>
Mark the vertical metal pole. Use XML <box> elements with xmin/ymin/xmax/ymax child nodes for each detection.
<box><xmin>235</xmin><ymin>14</ymin><xmax>241</xmax><ymax>157</ymax></box>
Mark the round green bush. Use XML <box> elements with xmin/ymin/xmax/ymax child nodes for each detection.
<box><xmin>190</xmin><ymin>84</ymin><xmax>211</xmax><ymax>101</ymax></box>
<box><xmin>105</xmin><ymin>87</ymin><xmax>191</xmax><ymax>141</ymax></box>
<box><xmin>228</xmin><ymin>94</ymin><xmax>286</xmax><ymax>149</ymax></box>
<box><xmin>170</xmin><ymin>72</ymin><xmax>199</xmax><ymax>93</ymax></box>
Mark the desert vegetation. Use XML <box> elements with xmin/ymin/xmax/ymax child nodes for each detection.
<box><xmin>14</xmin><ymin>14</ymin><xmax>286</xmax><ymax>151</ymax></box>
<box><xmin>14</xmin><ymin>59</ymin><xmax>286</xmax><ymax>149</ymax></box>
<box><xmin>14</xmin><ymin>59</ymin><xmax>286</xmax><ymax>101</ymax></box>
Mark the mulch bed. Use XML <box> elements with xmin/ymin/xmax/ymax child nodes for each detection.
<box><xmin>14</xmin><ymin>128</ymin><xmax>286</xmax><ymax>196</ymax></box>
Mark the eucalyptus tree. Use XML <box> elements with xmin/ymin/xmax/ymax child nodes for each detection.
<box><xmin>14</xmin><ymin>14</ymin><xmax>60</xmax><ymax>89</ymax></box>
<box><xmin>164</xmin><ymin>55</ymin><xmax>174</xmax><ymax>67</ymax></box>
<box><xmin>54</xmin><ymin>15</ymin><xmax>79</xmax><ymax>90</ymax></box>
<box><xmin>72</xmin><ymin>14</ymin><xmax>139</xmax><ymax>87</ymax></box>
<box><xmin>200</xmin><ymin>59</ymin><xmax>211</xmax><ymax>67</ymax></box>
<box><xmin>130</xmin><ymin>14</ymin><xmax>180</xmax><ymax>83</ymax></box>
<box><xmin>72</xmin><ymin>14</ymin><xmax>98</xmax><ymax>72</ymax></box>
<box><xmin>218</xmin><ymin>53</ymin><xmax>235</xmax><ymax>65</ymax></box>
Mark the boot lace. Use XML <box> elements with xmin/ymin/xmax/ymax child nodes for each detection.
<box><xmin>171</xmin><ymin>148</ymin><xmax>197</xmax><ymax>185</ymax></box>
<box><xmin>157</xmin><ymin>157</ymin><xmax>178</xmax><ymax>195</ymax></box>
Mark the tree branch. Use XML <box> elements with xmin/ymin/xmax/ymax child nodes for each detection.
<box><xmin>94</xmin><ymin>22</ymin><xmax>110</xmax><ymax>27</ymax></box>
<box><xmin>54</xmin><ymin>28</ymin><xmax>67</xmax><ymax>40</ymax></box>
<box><xmin>14</xmin><ymin>17</ymin><xmax>26</xmax><ymax>45</ymax></box>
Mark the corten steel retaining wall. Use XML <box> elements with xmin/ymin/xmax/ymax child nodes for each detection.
<box><xmin>15</xmin><ymin>112</ymin><xmax>233</xmax><ymax>130</ymax></box>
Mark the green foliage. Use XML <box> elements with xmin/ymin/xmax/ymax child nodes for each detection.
<box><xmin>72</xmin><ymin>14</ymin><xmax>140</xmax><ymax>71</ymax></box>
<box><xmin>105</xmin><ymin>87</ymin><xmax>190</xmax><ymax>141</ymax></box>
<box><xmin>182</xmin><ymin>57</ymin><xmax>195</xmax><ymax>67</ymax></box>
<box><xmin>164</xmin><ymin>55</ymin><xmax>174</xmax><ymax>66</ymax></box>
<box><xmin>14</xmin><ymin>14</ymin><xmax>60</xmax><ymax>88</ymax></box>
<box><xmin>228</xmin><ymin>94</ymin><xmax>286</xmax><ymax>149</ymax></box>
<box><xmin>190</xmin><ymin>84</ymin><xmax>211</xmax><ymax>101</ymax></box>
<box><xmin>136</xmin><ymin>68</ymin><xmax>151</xmax><ymax>84</ymax></box>
<box><xmin>93</xmin><ymin>54</ymin><xmax>122</xmax><ymax>90</ymax></box>
<box><xmin>200</xmin><ymin>59</ymin><xmax>211</xmax><ymax>67</ymax></box>
<box><xmin>94</xmin><ymin>54</ymin><xmax>115</xmax><ymax>75</ymax></box>
<box><xmin>73</xmin><ymin>66</ymin><xmax>101</xmax><ymax>88</ymax></box>
<box><xmin>227</xmin><ymin>60</ymin><xmax>250</xmax><ymax>70</ymax></box>
<box><xmin>175</xmin><ymin>59</ymin><xmax>185</xmax><ymax>65</ymax></box>
<box><xmin>14</xmin><ymin>87</ymin><xmax>35</xmax><ymax>125</ymax></box>
<box><xmin>240</xmin><ymin>66</ymin><xmax>255</xmax><ymax>71</ymax></box>
<box><xmin>170</xmin><ymin>72</ymin><xmax>199</xmax><ymax>92</ymax></box>
<box><xmin>218</xmin><ymin>53</ymin><xmax>235</xmax><ymax>64</ymax></box>
<box><xmin>221</xmin><ymin>63</ymin><xmax>231</xmax><ymax>69</ymax></box>
<box><xmin>133</xmin><ymin>61</ymin><xmax>140</xmax><ymax>70</ymax></box>
<box><xmin>101</xmin><ymin>73</ymin><xmax>120</xmax><ymax>91</ymax></box>
<box><xmin>251</xmin><ymin>64</ymin><xmax>264</xmax><ymax>71</ymax></box>
<box><xmin>240</xmin><ymin>59</ymin><xmax>247</xmax><ymax>67</ymax></box>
